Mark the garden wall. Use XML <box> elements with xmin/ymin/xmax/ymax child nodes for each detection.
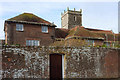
<box><xmin>1</xmin><ymin>46</ymin><xmax>120</xmax><ymax>79</ymax></box>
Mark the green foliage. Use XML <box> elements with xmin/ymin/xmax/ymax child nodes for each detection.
<box><xmin>114</xmin><ymin>44</ymin><xmax>120</xmax><ymax>48</ymax></box>
<box><xmin>50</xmin><ymin>39</ymin><xmax>87</xmax><ymax>47</ymax></box>
<box><xmin>5</xmin><ymin>44</ymin><xmax>8</xmax><ymax>46</ymax></box>
<box><xmin>16</xmin><ymin>44</ymin><xmax>20</xmax><ymax>46</ymax></box>
<box><xmin>101</xmin><ymin>44</ymin><xmax>107</xmax><ymax>48</ymax></box>
<box><xmin>50</xmin><ymin>41</ymin><xmax>65</xmax><ymax>47</ymax></box>
<box><xmin>65</xmin><ymin>39</ymin><xmax>87</xmax><ymax>47</ymax></box>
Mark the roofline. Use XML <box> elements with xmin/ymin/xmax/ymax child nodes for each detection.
<box><xmin>55</xmin><ymin>28</ymin><xmax>69</xmax><ymax>31</ymax></box>
<box><xmin>104</xmin><ymin>41</ymin><xmax>111</xmax><ymax>42</ymax></box>
<box><xmin>5</xmin><ymin>20</ymin><xmax>57</xmax><ymax>27</ymax></box>
<box><xmin>85</xmin><ymin>27</ymin><xmax>112</xmax><ymax>32</ymax></box>
<box><xmin>65</xmin><ymin>36</ymin><xmax>105</xmax><ymax>40</ymax></box>
<box><xmin>55</xmin><ymin>38</ymin><xmax>65</xmax><ymax>41</ymax></box>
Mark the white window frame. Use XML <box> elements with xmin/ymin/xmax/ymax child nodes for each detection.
<box><xmin>42</xmin><ymin>26</ymin><xmax>48</xmax><ymax>33</ymax></box>
<box><xmin>26</xmin><ymin>40</ymin><xmax>40</xmax><ymax>46</ymax></box>
<box><xmin>87</xmin><ymin>40</ymin><xmax>94</xmax><ymax>46</ymax></box>
<box><xmin>16</xmin><ymin>24</ymin><xmax>24</xmax><ymax>31</ymax></box>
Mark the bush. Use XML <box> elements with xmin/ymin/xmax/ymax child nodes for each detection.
<box><xmin>115</xmin><ymin>44</ymin><xmax>120</xmax><ymax>48</ymax></box>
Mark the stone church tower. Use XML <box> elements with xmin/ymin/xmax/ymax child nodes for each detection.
<box><xmin>61</xmin><ymin>7</ymin><xmax>82</xmax><ymax>29</ymax></box>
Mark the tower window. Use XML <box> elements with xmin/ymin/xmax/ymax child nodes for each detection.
<box><xmin>74</xmin><ymin>16</ymin><xmax>77</xmax><ymax>21</ymax></box>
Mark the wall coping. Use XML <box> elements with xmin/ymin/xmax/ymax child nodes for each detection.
<box><xmin>2</xmin><ymin>45</ymin><xmax>120</xmax><ymax>50</ymax></box>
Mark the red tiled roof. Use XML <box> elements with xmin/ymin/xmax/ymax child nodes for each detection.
<box><xmin>85</xmin><ymin>27</ymin><xmax>113</xmax><ymax>34</ymax></box>
<box><xmin>67</xmin><ymin>26</ymin><xmax>103</xmax><ymax>39</ymax></box>
<box><xmin>85</xmin><ymin>27</ymin><xmax>116</xmax><ymax>41</ymax></box>
<box><xmin>7</xmin><ymin>13</ymin><xmax>52</xmax><ymax>25</ymax></box>
<box><xmin>66</xmin><ymin>26</ymin><xmax>118</xmax><ymax>41</ymax></box>
<box><xmin>55</xmin><ymin>28</ymin><xmax>69</xmax><ymax>38</ymax></box>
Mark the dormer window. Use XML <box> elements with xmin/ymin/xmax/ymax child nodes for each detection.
<box><xmin>42</xmin><ymin>26</ymin><xmax>48</xmax><ymax>33</ymax></box>
<box><xmin>16</xmin><ymin>24</ymin><xmax>24</xmax><ymax>31</ymax></box>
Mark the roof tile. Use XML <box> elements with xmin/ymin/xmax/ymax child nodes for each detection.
<box><xmin>8</xmin><ymin>13</ymin><xmax>51</xmax><ymax>25</ymax></box>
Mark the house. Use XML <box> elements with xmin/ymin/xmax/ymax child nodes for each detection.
<box><xmin>67</xmin><ymin>26</ymin><xmax>118</xmax><ymax>47</ymax></box>
<box><xmin>53</xmin><ymin>25</ymin><xmax>118</xmax><ymax>47</ymax></box>
<box><xmin>85</xmin><ymin>27</ymin><xmax>118</xmax><ymax>47</ymax></box>
<box><xmin>4</xmin><ymin>13</ymin><xmax>56</xmax><ymax>46</ymax></box>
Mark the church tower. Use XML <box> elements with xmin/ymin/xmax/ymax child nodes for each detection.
<box><xmin>61</xmin><ymin>7</ymin><xmax>82</xmax><ymax>29</ymax></box>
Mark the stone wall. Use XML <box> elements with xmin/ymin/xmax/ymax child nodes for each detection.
<box><xmin>2</xmin><ymin>46</ymin><xmax>49</xmax><ymax>78</ymax></box>
<box><xmin>1</xmin><ymin>46</ymin><xmax>120</xmax><ymax>79</ymax></box>
<box><xmin>65</xmin><ymin>48</ymin><xmax>118</xmax><ymax>78</ymax></box>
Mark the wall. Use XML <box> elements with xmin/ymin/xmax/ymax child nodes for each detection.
<box><xmin>94</xmin><ymin>40</ymin><xmax>104</xmax><ymax>46</ymax></box>
<box><xmin>118</xmin><ymin>49</ymin><xmax>120</xmax><ymax>77</ymax></box>
<box><xmin>5</xmin><ymin>22</ymin><xmax>55</xmax><ymax>46</ymax></box>
<box><xmin>1</xmin><ymin>46</ymin><xmax>120</xmax><ymax>79</ymax></box>
<box><xmin>61</xmin><ymin>12</ymin><xmax>68</xmax><ymax>29</ymax></box>
<box><xmin>65</xmin><ymin>48</ymin><xmax>118</xmax><ymax>78</ymax></box>
<box><xmin>2</xmin><ymin>46</ymin><xmax>49</xmax><ymax>78</ymax></box>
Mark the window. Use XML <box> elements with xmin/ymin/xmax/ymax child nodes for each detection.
<box><xmin>42</xmin><ymin>26</ymin><xmax>48</xmax><ymax>33</ymax></box>
<box><xmin>74</xmin><ymin>16</ymin><xmax>77</xmax><ymax>21</ymax></box>
<box><xmin>16</xmin><ymin>24</ymin><xmax>24</xmax><ymax>31</ymax></box>
<box><xmin>87</xmin><ymin>40</ymin><xmax>94</xmax><ymax>46</ymax></box>
<box><xmin>26</xmin><ymin>40</ymin><xmax>39</xmax><ymax>46</ymax></box>
<box><xmin>104</xmin><ymin>42</ymin><xmax>110</xmax><ymax>47</ymax></box>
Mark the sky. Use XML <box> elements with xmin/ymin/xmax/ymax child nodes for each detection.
<box><xmin>0</xmin><ymin>0</ymin><xmax>119</xmax><ymax>39</ymax></box>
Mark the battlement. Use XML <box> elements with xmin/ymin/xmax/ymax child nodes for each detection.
<box><xmin>62</xmin><ymin>7</ymin><xmax>82</xmax><ymax>14</ymax></box>
<box><xmin>61</xmin><ymin>7</ymin><xmax>82</xmax><ymax>17</ymax></box>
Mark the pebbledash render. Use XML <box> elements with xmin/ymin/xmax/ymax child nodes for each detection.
<box><xmin>4</xmin><ymin>13</ymin><xmax>56</xmax><ymax>46</ymax></box>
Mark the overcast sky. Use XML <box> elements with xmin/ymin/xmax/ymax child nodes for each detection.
<box><xmin>0</xmin><ymin>0</ymin><xmax>119</xmax><ymax>39</ymax></box>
